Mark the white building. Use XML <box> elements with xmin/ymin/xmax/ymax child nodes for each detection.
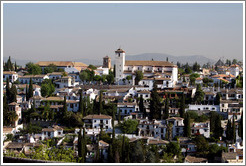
<box><xmin>41</xmin><ymin>125</ymin><xmax>64</xmax><ymax>140</ymax></box>
<box><xmin>229</xmin><ymin>64</ymin><xmax>240</xmax><ymax>77</ymax></box>
<box><xmin>19</xmin><ymin>75</ymin><xmax>49</xmax><ymax>84</ymax></box>
<box><xmin>191</xmin><ymin>122</ymin><xmax>210</xmax><ymax>138</ymax></box>
<box><xmin>8</xmin><ymin>102</ymin><xmax>22</xmax><ymax>127</ymax></box>
<box><xmin>54</xmin><ymin>76</ymin><xmax>78</xmax><ymax>88</ymax></box>
<box><xmin>114</xmin><ymin>48</ymin><xmax>178</xmax><ymax>86</ymax></box>
<box><xmin>138</xmin><ymin>119</ymin><xmax>167</xmax><ymax>139</ymax></box>
<box><xmin>167</xmin><ymin>117</ymin><xmax>184</xmax><ymax>138</ymax></box>
<box><xmin>117</xmin><ymin>102</ymin><xmax>139</xmax><ymax>118</ymax></box>
<box><xmin>186</xmin><ymin>104</ymin><xmax>220</xmax><ymax>112</ymax></box>
<box><xmin>83</xmin><ymin>114</ymin><xmax>112</xmax><ymax>134</ymax></box>
<box><xmin>3</xmin><ymin>71</ymin><xmax>18</xmax><ymax>83</ymax></box>
<box><xmin>95</xmin><ymin>66</ymin><xmax>109</xmax><ymax>76</ymax></box>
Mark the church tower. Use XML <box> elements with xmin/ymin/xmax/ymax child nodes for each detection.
<box><xmin>115</xmin><ymin>48</ymin><xmax>125</xmax><ymax>83</ymax></box>
<box><xmin>103</xmin><ymin>56</ymin><xmax>111</xmax><ymax>69</ymax></box>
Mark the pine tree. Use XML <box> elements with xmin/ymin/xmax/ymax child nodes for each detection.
<box><xmin>149</xmin><ymin>81</ymin><xmax>161</xmax><ymax>120</ymax></box>
<box><xmin>163</xmin><ymin>97</ymin><xmax>169</xmax><ymax>119</ymax></box>
<box><xmin>184</xmin><ymin>113</ymin><xmax>191</xmax><ymax>137</ymax></box>
<box><xmin>179</xmin><ymin>92</ymin><xmax>185</xmax><ymax>118</ymax></box>
<box><xmin>79</xmin><ymin>91</ymin><xmax>84</xmax><ymax>116</ymax></box>
<box><xmin>28</xmin><ymin>78</ymin><xmax>33</xmax><ymax>99</ymax></box>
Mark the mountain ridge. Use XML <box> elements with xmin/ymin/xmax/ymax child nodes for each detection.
<box><xmin>4</xmin><ymin>53</ymin><xmax>217</xmax><ymax>67</ymax></box>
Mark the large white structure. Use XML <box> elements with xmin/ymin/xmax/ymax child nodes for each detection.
<box><xmin>114</xmin><ymin>48</ymin><xmax>178</xmax><ymax>86</ymax></box>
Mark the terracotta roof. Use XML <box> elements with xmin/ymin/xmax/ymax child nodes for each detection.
<box><xmin>83</xmin><ymin>114</ymin><xmax>112</xmax><ymax>120</ymax></box>
<box><xmin>222</xmin><ymin>152</ymin><xmax>237</xmax><ymax>160</ymax></box>
<box><xmin>167</xmin><ymin>117</ymin><xmax>184</xmax><ymax>121</ymax></box>
<box><xmin>99</xmin><ymin>140</ymin><xmax>109</xmax><ymax>146</ymax></box>
<box><xmin>148</xmin><ymin>139</ymin><xmax>169</xmax><ymax>145</ymax></box>
<box><xmin>47</xmin><ymin>72</ymin><xmax>64</xmax><ymax>75</ymax></box>
<box><xmin>125</xmin><ymin>60</ymin><xmax>176</xmax><ymax>67</ymax></box>
<box><xmin>138</xmin><ymin>91</ymin><xmax>151</xmax><ymax>94</ymax></box>
<box><xmin>6</xmin><ymin>142</ymin><xmax>24</xmax><ymax>149</ymax></box>
<box><xmin>36</xmin><ymin>61</ymin><xmax>87</xmax><ymax>67</ymax></box>
<box><xmin>50</xmin><ymin>105</ymin><xmax>63</xmax><ymax>109</ymax></box>
<box><xmin>18</xmin><ymin>75</ymin><xmax>47</xmax><ymax>78</ymax></box>
<box><xmin>230</xmin><ymin>64</ymin><xmax>239</xmax><ymax>67</ymax></box>
<box><xmin>43</xmin><ymin>96</ymin><xmax>64</xmax><ymax>101</ymax></box>
<box><xmin>185</xmin><ymin>155</ymin><xmax>208</xmax><ymax>163</ymax></box>
<box><xmin>155</xmin><ymin>77</ymin><xmax>171</xmax><ymax>81</ymax></box>
<box><xmin>3</xmin><ymin>127</ymin><xmax>14</xmax><ymax>133</ymax></box>
<box><xmin>8</xmin><ymin>102</ymin><xmax>18</xmax><ymax>106</ymax></box>
<box><xmin>3</xmin><ymin>71</ymin><xmax>17</xmax><ymax>75</ymax></box>
<box><xmin>218</xmin><ymin>78</ymin><xmax>229</xmax><ymax>82</ymax></box>
<box><xmin>42</xmin><ymin>128</ymin><xmax>55</xmax><ymax>132</ymax></box>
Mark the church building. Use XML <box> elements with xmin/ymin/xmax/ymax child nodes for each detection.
<box><xmin>114</xmin><ymin>48</ymin><xmax>178</xmax><ymax>88</ymax></box>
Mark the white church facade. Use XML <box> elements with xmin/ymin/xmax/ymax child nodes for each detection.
<box><xmin>114</xmin><ymin>48</ymin><xmax>178</xmax><ymax>88</ymax></box>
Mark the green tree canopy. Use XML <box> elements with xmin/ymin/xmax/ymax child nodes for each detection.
<box><xmin>26</xmin><ymin>62</ymin><xmax>42</xmax><ymax>75</ymax></box>
<box><xmin>120</xmin><ymin>119</ymin><xmax>138</xmax><ymax>134</ymax></box>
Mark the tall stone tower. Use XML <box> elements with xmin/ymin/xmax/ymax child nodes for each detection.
<box><xmin>103</xmin><ymin>56</ymin><xmax>111</xmax><ymax>69</ymax></box>
<box><xmin>115</xmin><ymin>48</ymin><xmax>125</xmax><ymax>84</ymax></box>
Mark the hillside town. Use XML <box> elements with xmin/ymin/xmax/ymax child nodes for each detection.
<box><xmin>2</xmin><ymin>48</ymin><xmax>244</xmax><ymax>163</ymax></box>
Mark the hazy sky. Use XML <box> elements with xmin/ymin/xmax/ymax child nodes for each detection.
<box><xmin>3</xmin><ymin>3</ymin><xmax>244</xmax><ymax>62</ymax></box>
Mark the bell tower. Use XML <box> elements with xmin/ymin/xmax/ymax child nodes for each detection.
<box><xmin>103</xmin><ymin>56</ymin><xmax>111</xmax><ymax>69</ymax></box>
<box><xmin>115</xmin><ymin>48</ymin><xmax>125</xmax><ymax>83</ymax></box>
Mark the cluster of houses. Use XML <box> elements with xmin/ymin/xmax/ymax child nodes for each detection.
<box><xmin>2</xmin><ymin>49</ymin><xmax>244</xmax><ymax>163</ymax></box>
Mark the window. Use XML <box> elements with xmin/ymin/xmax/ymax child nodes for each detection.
<box><xmin>106</xmin><ymin>120</ymin><xmax>108</xmax><ymax>124</ymax></box>
<box><xmin>94</xmin><ymin>126</ymin><xmax>97</xmax><ymax>128</ymax></box>
<box><xmin>94</xmin><ymin>120</ymin><xmax>96</xmax><ymax>122</ymax></box>
<box><xmin>146</xmin><ymin>95</ymin><xmax>148</xmax><ymax>97</ymax></box>
<box><xmin>100</xmin><ymin>120</ymin><xmax>103</xmax><ymax>123</ymax></box>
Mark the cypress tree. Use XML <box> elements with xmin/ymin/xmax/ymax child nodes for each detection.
<box><xmin>163</xmin><ymin>97</ymin><xmax>169</xmax><ymax>119</ymax></box>
<box><xmin>214</xmin><ymin>114</ymin><xmax>222</xmax><ymax>139</ymax></box>
<box><xmin>107</xmin><ymin>144</ymin><xmax>114</xmax><ymax>163</ymax></box>
<box><xmin>149</xmin><ymin>81</ymin><xmax>161</xmax><ymax>120</ymax></box>
<box><xmin>62</xmin><ymin>96</ymin><xmax>67</xmax><ymax>117</ymax></box>
<box><xmin>6</xmin><ymin>77</ymin><xmax>10</xmax><ymax>103</ymax></box>
<box><xmin>121</xmin><ymin>135</ymin><xmax>126</xmax><ymax>162</ymax></box>
<box><xmin>10</xmin><ymin>85</ymin><xmax>17</xmax><ymax>103</ymax></box>
<box><xmin>14</xmin><ymin>61</ymin><xmax>17</xmax><ymax>71</ymax></box>
<box><xmin>179</xmin><ymin>92</ymin><xmax>185</xmax><ymax>118</ymax></box>
<box><xmin>79</xmin><ymin>91</ymin><xmax>84</xmax><ymax>116</ymax></box>
<box><xmin>139</xmin><ymin>95</ymin><xmax>146</xmax><ymax>117</ymax></box>
<box><xmin>99</xmin><ymin>90</ymin><xmax>103</xmax><ymax>115</ymax></box>
<box><xmin>28</xmin><ymin>78</ymin><xmax>33</xmax><ymax>99</ymax></box>
<box><xmin>232</xmin><ymin>116</ymin><xmax>236</xmax><ymax>143</ymax></box>
<box><xmin>226</xmin><ymin>119</ymin><xmax>232</xmax><ymax>142</ymax></box>
<box><xmin>238</xmin><ymin>113</ymin><xmax>243</xmax><ymax>139</ymax></box>
<box><xmin>118</xmin><ymin>110</ymin><xmax>121</xmax><ymax>124</ymax></box>
<box><xmin>184</xmin><ymin>113</ymin><xmax>191</xmax><ymax>137</ymax></box>
<box><xmin>78</xmin><ymin>128</ymin><xmax>82</xmax><ymax>161</ymax></box>
<box><xmin>25</xmin><ymin>85</ymin><xmax>29</xmax><ymax>101</ymax></box>
<box><xmin>7</xmin><ymin>56</ymin><xmax>13</xmax><ymax>71</ymax></box>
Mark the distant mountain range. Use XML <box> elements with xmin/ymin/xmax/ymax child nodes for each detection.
<box><xmin>74</xmin><ymin>53</ymin><xmax>216</xmax><ymax>66</ymax></box>
<box><xmin>4</xmin><ymin>53</ymin><xmax>216</xmax><ymax>67</ymax></box>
